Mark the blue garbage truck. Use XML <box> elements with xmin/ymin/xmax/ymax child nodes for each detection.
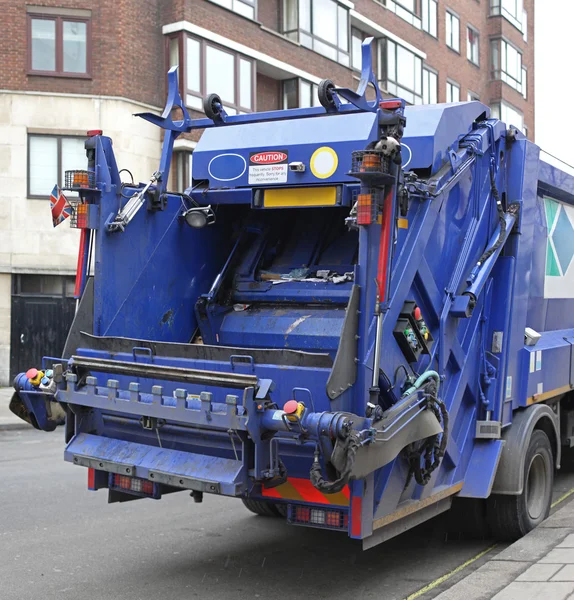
<box><xmin>11</xmin><ymin>41</ymin><xmax>574</xmax><ymax>549</ymax></box>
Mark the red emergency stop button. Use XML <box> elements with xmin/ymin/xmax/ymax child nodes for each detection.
<box><xmin>26</xmin><ymin>368</ymin><xmax>38</xmax><ymax>380</ymax></box>
<box><xmin>283</xmin><ymin>400</ymin><xmax>298</xmax><ymax>414</ymax></box>
<box><xmin>414</xmin><ymin>307</ymin><xmax>422</xmax><ymax>320</ymax></box>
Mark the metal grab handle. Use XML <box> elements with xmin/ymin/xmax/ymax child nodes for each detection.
<box><xmin>132</xmin><ymin>347</ymin><xmax>153</xmax><ymax>362</ymax></box>
<box><xmin>292</xmin><ymin>387</ymin><xmax>315</xmax><ymax>413</ymax></box>
<box><xmin>230</xmin><ymin>355</ymin><xmax>255</xmax><ymax>372</ymax></box>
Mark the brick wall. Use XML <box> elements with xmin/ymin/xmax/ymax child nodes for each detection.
<box><xmin>2</xmin><ymin>0</ymin><xmax>535</xmax><ymax>134</ymax></box>
<box><xmin>0</xmin><ymin>0</ymin><xmax>163</xmax><ymax>107</ymax></box>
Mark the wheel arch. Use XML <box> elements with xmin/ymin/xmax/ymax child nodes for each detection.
<box><xmin>491</xmin><ymin>403</ymin><xmax>560</xmax><ymax>495</ymax></box>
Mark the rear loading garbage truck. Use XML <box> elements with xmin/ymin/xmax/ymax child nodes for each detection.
<box><xmin>11</xmin><ymin>40</ymin><xmax>574</xmax><ymax>548</ymax></box>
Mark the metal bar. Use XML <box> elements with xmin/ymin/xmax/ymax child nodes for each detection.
<box><xmin>70</xmin><ymin>355</ymin><xmax>259</xmax><ymax>388</ymax></box>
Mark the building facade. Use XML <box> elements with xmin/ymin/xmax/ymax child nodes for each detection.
<box><xmin>0</xmin><ymin>0</ymin><xmax>534</xmax><ymax>385</ymax></box>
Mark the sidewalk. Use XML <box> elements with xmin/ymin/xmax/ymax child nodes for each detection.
<box><xmin>435</xmin><ymin>499</ymin><xmax>574</xmax><ymax>600</ymax></box>
<box><xmin>0</xmin><ymin>386</ymin><xmax>31</xmax><ymax>431</ymax></box>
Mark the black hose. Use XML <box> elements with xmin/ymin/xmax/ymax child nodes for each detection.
<box><xmin>475</xmin><ymin>168</ymin><xmax>506</xmax><ymax>267</ymax></box>
<box><xmin>309</xmin><ymin>432</ymin><xmax>361</xmax><ymax>494</ymax></box>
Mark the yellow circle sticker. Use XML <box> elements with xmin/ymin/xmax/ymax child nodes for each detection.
<box><xmin>310</xmin><ymin>147</ymin><xmax>338</xmax><ymax>179</ymax></box>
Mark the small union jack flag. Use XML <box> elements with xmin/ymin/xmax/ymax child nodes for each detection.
<box><xmin>50</xmin><ymin>185</ymin><xmax>72</xmax><ymax>227</ymax></box>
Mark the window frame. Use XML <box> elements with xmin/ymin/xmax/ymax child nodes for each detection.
<box><xmin>27</xmin><ymin>133</ymin><xmax>86</xmax><ymax>199</ymax></box>
<box><xmin>490</xmin><ymin>37</ymin><xmax>523</xmax><ymax>93</ymax></box>
<box><xmin>468</xmin><ymin>90</ymin><xmax>480</xmax><ymax>101</ymax></box>
<box><xmin>446</xmin><ymin>79</ymin><xmax>460</xmax><ymax>103</ymax></box>
<box><xmin>177</xmin><ymin>33</ymin><xmax>256</xmax><ymax>115</ymax></box>
<box><xmin>384</xmin><ymin>0</ymin><xmax>422</xmax><ymax>30</ymax></box>
<box><xmin>421</xmin><ymin>0</ymin><xmax>438</xmax><ymax>38</ymax></box>
<box><xmin>379</xmin><ymin>38</ymin><xmax>423</xmax><ymax>106</ymax></box>
<box><xmin>282</xmin><ymin>78</ymin><xmax>321</xmax><ymax>109</ymax></box>
<box><xmin>207</xmin><ymin>0</ymin><xmax>257</xmax><ymax>20</ymax></box>
<box><xmin>445</xmin><ymin>10</ymin><xmax>460</xmax><ymax>53</ymax></box>
<box><xmin>490</xmin><ymin>100</ymin><xmax>525</xmax><ymax>134</ymax></box>
<box><xmin>14</xmin><ymin>274</ymin><xmax>76</xmax><ymax>298</ymax></box>
<box><xmin>422</xmin><ymin>65</ymin><xmax>438</xmax><ymax>104</ymax></box>
<box><xmin>489</xmin><ymin>0</ymin><xmax>525</xmax><ymax>34</ymax></box>
<box><xmin>351</xmin><ymin>28</ymin><xmax>369</xmax><ymax>71</ymax></box>
<box><xmin>282</xmin><ymin>0</ymin><xmax>350</xmax><ymax>66</ymax></box>
<box><xmin>467</xmin><ymin>25</ymin><xmax>480</xmax><ymax>66</ymax></box>
<box><xmin>27</xmin><ymin>13</ymin><xmax>91</xmax><ymax>78</ymax></box>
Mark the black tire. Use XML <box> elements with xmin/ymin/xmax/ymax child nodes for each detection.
<box><xmin>318</xmin><ymin>79</ymin><xmax>336</xmax><ymax>110</ymax></box>
<box><xmin>204</xmin><ymin>93</ymin><xmax>222</xmax><ymax>120</ymax></box>
<box><xmin>241</xmin><ymin>498</ymin><xmax>286</xmax><ymax>517</ymax></box>
<box><xmin>487</xmin><ymin>429</ymin><xmax>554</xmax><ymax>541</ymax></box>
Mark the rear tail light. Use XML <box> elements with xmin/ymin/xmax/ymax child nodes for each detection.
<box><xmin>109</xmin><ymin>473</ymin><xmax>156</xmax><ymax>497</ymax></box>
<box><xmin>289</xmin><ymin>504</ymin><xmax>349</xmax><ymax>530</ymax></box>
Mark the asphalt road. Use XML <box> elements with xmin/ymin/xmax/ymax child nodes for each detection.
<box><xmin>2</xmin><ymin>428</ymin><xmax>574</xmax><ymax>600</ymax></box>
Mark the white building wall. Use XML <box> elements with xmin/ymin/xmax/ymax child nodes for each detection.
<box><xmin>0</xmin><ymin>92</ymin><xmax>162</xmax><ymax>385</ymax></box>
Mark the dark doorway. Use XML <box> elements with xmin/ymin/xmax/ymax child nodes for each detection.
<box><xmin>10</xmin><ymin>274</ymin><xmax>76</xmax><ymax>380</ymax></box>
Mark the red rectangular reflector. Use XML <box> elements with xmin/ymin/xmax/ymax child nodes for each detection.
<box><xmin>87</xmin><ymin>467</ymin><xmax>96</xmax><ymax>490</ymax></box>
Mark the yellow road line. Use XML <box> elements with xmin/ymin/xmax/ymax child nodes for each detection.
<box><xmin>404</xmin><ymin>486</ymin><xmax>574</xmax><ymax>600</ymax></box>
<box><xmin>552</xmin><ymin>487</ymin><xmax>574</xmax><ymax>509</ymax></box>
<box><xmin>404</xmin><ymin>545</ymin><xmax>498</xmax><ymax>600</ymax></box>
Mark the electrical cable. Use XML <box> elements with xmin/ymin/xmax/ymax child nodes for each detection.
<box><xmin>309</xmin><ymin>431</ymin><xmax>361</xmax><ymax>494</ymax></box>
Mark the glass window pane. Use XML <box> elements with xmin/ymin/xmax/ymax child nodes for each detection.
<box><xmin>429</xmin><ymin>1</ymin><xmax>437</xmax><ymax>36</ymax></box>
<box><xmin>212</xmin><ymin>0</ymin><xmax>233</xmax><ymax>8</ymax></box>
<box><xmin>206</xmin><ymin>46</ymin><xmax>235</xmax><ymax>103</ymax></box>
<box><xmin>186</xmin><ymin>94</ymin><xmax>203</xmax><ymax>110</ymax></box>
<box><xmin>430</xmin><ymin>71</ymin><xmax>437</xmax><ymax>103</ymax></box>
<box><xmin>387</xmin><ymin>41</ymin><xmax>396</xmax><ymax>82</ymax></box>
<box><xmin>169</xmin><ymin>37</ymin><xmax>179</xmax><ymax>69</ymax></box>
<box><xmin>446</xmin><ymin>13</ymin><xmax>452</xmax><ymax>47</ymax></box>
<box><xmin>313</xmin><ymin>38</ymin><xmax>337</xmax><ymax>61</ymax></box>
<box><xmin>283</xmin><ymin>78</ymin><xmax>298</xmax><ymax>109</ymax></box>
<box><xmin>300</xmin><ymin>0</ymin><xmax>311</xmax><ymax>31</ymax></box>
<box><xmin>233</xmin><ymin>2</ymin><xmax>254</xmax><ymax>19</ymax></box>
<box><xmin>452</xmin><ymin>16</ymin><xmax>459</xmax><ymax>51</ymax></box>
<box><xmin>63</xmin><ymin>21</ymin><xmax>87</xmax><ymax>73</ymax></box>
<box><xmin>284</xmin><ymin>0</ymin><xmax>298</xmax><ymax>31</ymax></box>
<box><xmin>186</xmin><ymin>37</ymin><xmax>201</xmax><ymax>92</ymax></box>
<box><xmin>29</xmin><ymin>136</ymin><xmax>57</xmax><ymax>196</ymax></box>
<box><xmin>313</xmin><ymin>0</ymin><xmax>337</xmax><ymax>42</ymax></box>
<box><xmin>239</xmin><ymin>58</ymin><xmax>252</xmax><ymax>109</ymax></box>
<box><xmin>31</xmin><ymin>19</ymin><xmax>56</xmax><ymax>71</ymax></box>
<box><xmin>352</xmin><ymin>33</ymin><xmax>362</xmax><ymax>70</ymax></box>
<box><xmin>300</xmin><ymin>80</ymin><xmax>312</xmax><ymax>108</ymax></box>
<box><xmin>397</xmin><ymin>45</ymin><xmax>415</xmax><ymax>90</ymax></box>
<box><xmin>337</xmin><ymin>5</ymin><xmax>348</xmax><ymax>51</ymax></box>
<box><xmin>61</xmin><ymin>137</ymin><xmax>86</xmax><ymax>184</ymax></box>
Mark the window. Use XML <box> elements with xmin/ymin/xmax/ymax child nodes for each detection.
<box><xmin>28</xmin><ymin>14</ymin><xmax>89</xmax><ymax>76</ymax></box>
<box><xmin>351</xmin><ymin>28</ymin><xmax>369</xmax><ymax>71</ymax></box>
<box><xmin>445</xmin><ymin>11</ymin><xmax>460</xmax><ymax>52</ymax></box>
<box><xmin>446</xmin><ymin>80</ymin><xmax>460</xmax><ymax>103</ymax></box>
<box><xmin>521</xmin><ymin>67</ymin><xmax>527</xmax><ymax>99</ymax></box>
<box><xmin>467</xmin><ymin>26</ymin><xmax>479</xmax><ymax>65</ymax></box>
<box><xmin>490</xmin><ymin>0</ymin><xmax>525</xmax><ymax>33</ymax></box>
<box><xmin>490</xmin><ymin>101</ymin><xmax>525</xmax><ymax>134</ymax></box>
<box><xmin>379</xmin><ymin>39</ymin><xmax>423</xmax><ymax>105</ymax></box>
<box><xmin>28</xmin><ymin>134</ymin><xmax>86</xmax><ymax>198</ymax></box>
<box><xmin>422</xmin><ymin>0</ymin><xmax>437</xmax><ymax>37</ymax></box>
<box><xmin>522</xmin><ymin>9</ymin><xmax>527</xmax><ymax>41</ymax></box>
<box><xmin>491</xmin><ymin>38</ymin><xmax>523</xmax><ymax>92</ymax></box>
<box><xmin>385</xmin><ymin>0</ymin><xmax>422</xmax><ymax>30</ymax></box>
<box><xmin>15</xmin><ymin>274</ymin><xmax>76</xmax><ymax>297</ymax></box>
<box><xmin>282</xmin><ymin>78</ymin><xmax>321</xmax><ymax>108</ymax></box>
<box><xmin>208</xmin><ymin>0</ymin><xmax>256</xmax><ymax>19</ymax></box>
<box><xmin>422</xmin><ymin>67</ymin><xmax>437</xmax><ymax>104</ymax></box>
<box><xmin>468</xmin><ymin>90</ymin><xmax>480</xmax><ymax>101</ymax></box>
<box><xmin>175</xmin><ymin>152</ymin><xmax>194</xmax><ymax>192</ymax></box>
<box><xmin>283</xmin><ymin>0</ymin><xmax>350</xmax><ymax>66</ymax></box>
<box><xmin>182</xmin><ymin>35</ymin><xmax>254</xmax><ymax>114</ymax></box>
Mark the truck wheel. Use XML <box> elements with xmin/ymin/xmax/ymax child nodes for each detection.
<box><xmin>242</xmin><ymin>498</ymin><xmax>286</xmax><ymax>517</ymax></box>
<box><xmin>204</xmin><ymin>93</ymin><xmax>223</xmax><ymax>120</ymax></box>
<box><xmin>318</xmin><ymin>79</ymin><xmax>336</xmax><ymax>110</ymax></box>
<box><xmin>487</xmin><ymin>429</ymin><xmax>554</xmax><ymax>541</ymax></box>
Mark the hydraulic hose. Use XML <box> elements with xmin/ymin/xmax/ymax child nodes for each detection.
<box><xmin>402</xmin><ymin>370</ymin><xmax>441</xmax><ymax>398</ymax></box>
<box><xmin>309</xmin><ymin>431</ymin><xmax>362</xmax><ymax>494</ymax></box>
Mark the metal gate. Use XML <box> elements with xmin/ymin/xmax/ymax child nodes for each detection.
<box><xmin>10</xmin><ymin>275</ymin><xmax>76</xmax><ymax>380</ymax></box>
